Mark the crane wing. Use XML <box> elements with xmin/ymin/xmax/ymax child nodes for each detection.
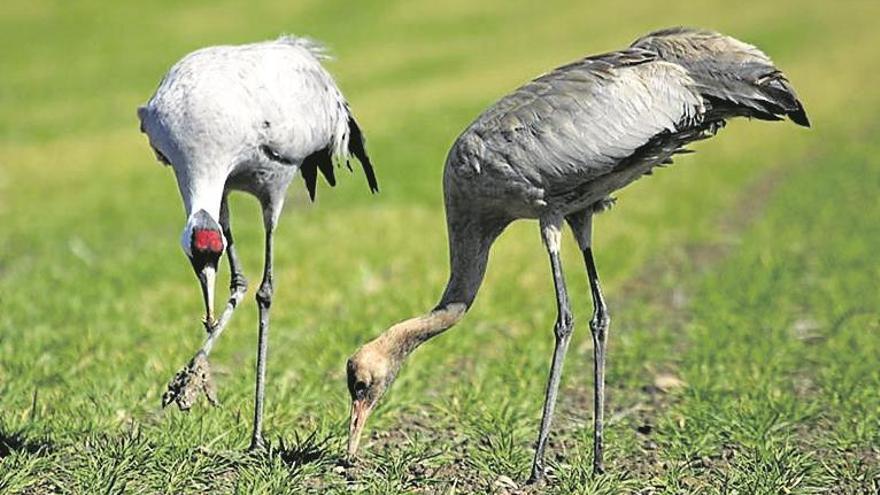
<box><xmin>137</xmin><ymin>35</ymin><xmax>378</xmax><ymax>203</ymax></box>
<box><xmin>466</xmin><ymin>49</ymin><xmax>705</xmax><ymax>195</ymax></box>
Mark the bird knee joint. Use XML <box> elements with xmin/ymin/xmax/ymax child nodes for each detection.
<box><xmin>256</xmin><ymin>285</ymin><xmax>273</xmax><ymax>307</ymax></box>
<box><xmin>555</xmin><ymin>312</ymin><xmax>574</xmax><ymax>338</ymax></box>
<box><xmin>590</xmin><ymin>312</ymin><xmax>610</xmax><ymax>336</ymax></box>
<box><xmin>231</xmin><ymin>275</ymin><xmax>248</xmax><ymax>293</ymax></box>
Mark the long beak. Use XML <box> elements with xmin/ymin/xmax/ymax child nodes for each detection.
<box><xmin>196</xmin><ymin>265</ymin><xmax>217</xmax><ymax>329</ymax></box>
<box><xmin>347</xmin><ymin>398</ymin><xmax>373</xmax><ymax>458</ymax></box>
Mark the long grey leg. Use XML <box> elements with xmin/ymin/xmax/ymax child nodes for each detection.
<box><xmin>567</xmin><ymin>211</ymin><xmax>610</xmax><ymax>474</ymax></box>
<box><xmin>528</xmin><ymin>218</ymin><xmax>574</xmax><ymax>483</ymax></box>
<box><xmin>582</xmin><ymin>246</ymin><xmax>609</xmax><ymax>474</ymax></box>
<box><xmin>199</xmin><ymin>197</ymin><xmax>248</xmax><ymax>350</ymax></box>
<box><xmin>220</xmin><ymin>196</ymin><xmax>248</xmax><ymax>323</ymax></box>
<box><xmin>249</xmin><ymin>221</ymin><xmax>275</xmax><ymax>451</ymax></box>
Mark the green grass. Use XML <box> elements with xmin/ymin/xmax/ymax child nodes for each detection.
<box><xmin>1</xmin><ymin>0</ymin><xmax>879</xmax><ymax>493</ymax></box>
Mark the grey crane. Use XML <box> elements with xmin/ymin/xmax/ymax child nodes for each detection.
<box><xmin>137</xmin><ymin>36</ymin><xmax>377</xmax><ymax>450</ymax></box>
<box><xmin>345</xmin><ymin>27</ymin><xmax>808</xmax><ymax>480</ymax></box>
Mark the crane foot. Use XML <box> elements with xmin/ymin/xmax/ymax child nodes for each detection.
<box><xmin>247</xmin><ymin>435</ymin><xmax>266</xmax><ymax>453</ymax></box>
<box><xmin>162</xmin><ymin>351</ymin><xmax>219</xmax><ymax>410</ymax></box>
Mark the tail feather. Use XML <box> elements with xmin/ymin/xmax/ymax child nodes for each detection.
<box><xmin>300</xmin><ymin>148</ymin><xmax>326</xmax><ymax>201</ymax></box>
<box><xmin>632</xmin><ymin>27</ymin><xmax>810</xmax><ymax>128</ymax></box>
<box><xmin>761</xmin><ymin>75</ymin><xmax>811</xmax><ymax>127</ymax></box>
<box><xmin>316</xmin><ymin>153</ymin><xmax>336</xmax><ymax>187</ymax></box>
<box><xmin>347</xmin><ymin>116</ymin><xmax>379</xmax><ymax>194</ymax></box>
<box><xmin>788</xmin><ymin>101</ymin><xmax>811</xmax><ymax>127</ymax></box>
<box><xmin>299</xmin><ymin>116</ymin><xmax>378</xmax><ymax>202</ymax></box>
<box><xmin>300</xmin><ymin>147</ymin><xmax>336</xmax><ymax>202</ymax></box>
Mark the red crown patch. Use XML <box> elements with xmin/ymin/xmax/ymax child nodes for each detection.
<box><xmin>193</xmin><ymin>229</ymin><xmax>224</xmax><ymax>253</ymax></box>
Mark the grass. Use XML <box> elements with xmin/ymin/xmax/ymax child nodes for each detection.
<box><xmin>1</xmin><ymin>0</ymin><xmax>879</xmax><ymax>493</ymax></box>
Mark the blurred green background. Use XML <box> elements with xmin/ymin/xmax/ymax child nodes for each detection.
<box><xmin>1</xmin><ymin>0</ymin><xmax>878</xmax><ymax>493</ymax></box>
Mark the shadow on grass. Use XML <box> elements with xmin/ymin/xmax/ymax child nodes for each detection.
<box><xmin>0</xmin><ymin>426</ymin><xmax>53</xmax><ymax>459</ymax></box>
<box><xmin>250</xmin><ymin>430</ymin><xmax>340</xmax><ymax>472</ymax></box>
<box><xmin>274</xmin><ymin>431</ymin><xmax>336</xmax><ymax>468</ymax></box>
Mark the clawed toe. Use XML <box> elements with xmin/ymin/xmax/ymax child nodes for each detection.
<box><xmin>162</xmin><ymin>352</ymin><xmax>219</xmax><ymax>410</ymax></box>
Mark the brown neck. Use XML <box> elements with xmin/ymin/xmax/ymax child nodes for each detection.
<box><xmin>373</xmin><ymin>213</ymin><xmax>507</xmax><ymax>364</ymax></box>
<box><xmin>376</xmin><ymin>302</ymin><xmax>468</xmax><ymax>362</ymax></box>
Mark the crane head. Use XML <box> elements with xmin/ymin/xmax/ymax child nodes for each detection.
<box><xmin>345</xmin><ymin>346</ymin><xmax>396</xmax><ymax>459</ymax></box>
<box><xmin>183</xmin><ymin>209</ymin><xmax>225</xmax><ymax>329</ymax></box>
<box><xmin>343</xmin><ymin>304</ymin><xmax>466</xmax><ymax>459</ymax></box>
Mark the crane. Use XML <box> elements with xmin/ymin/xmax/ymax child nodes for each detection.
<box><xmin>138</xmin><ymin>35</ymin><xmax>377</xmax><ymax>450</ymax></box>
<box><xmin>344</xmin><ymin>27</ymin><xmax>808</xmax><ymax>481</ymax></box>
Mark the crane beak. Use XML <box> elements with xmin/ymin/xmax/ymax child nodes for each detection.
<box><xmin>196</xmin><ymin>265</ymin><xmax>217</xmax><ymax>330</ymax></box>
<box><xmin>347</xmin><ymin>398</ymin><xmax>373</xmax><ymax>458</ymax></box>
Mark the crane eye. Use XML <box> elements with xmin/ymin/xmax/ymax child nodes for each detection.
<box><xmin>260</xmin><ymin>144</ymin><xmax>294</xmax><ymax>165</ymax></box>
<box><xmin>151</xmin><ymin>145</ymin><xmax>170</xmax><ymax>165</ymax></box>
<box><xmin>354</xmin><ymin>381</ymin><xmax>368</xmax><ymax>399</ymax></box>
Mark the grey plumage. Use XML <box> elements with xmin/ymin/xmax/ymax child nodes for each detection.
<box><xmin>632</xmin><ymin>27</ymin><xmax>810</xmax><ymax>126</ymax></box>
<box><xmin>344</xmin><ymin>27</ymin><xmax>809</xmax><ymax>482</ymax></box>
<box><xmin>446</xmin><ymin>27</ymin><xmax>808</xmax><ymax>222</ymax></box>
<box><xmin>443</xmin><ymin>26</ymin><xmax>810</xmax><ymax>479</ymax></box>
<box><xmin>139</xmin><ymin>35</ymin><xmax>377</xmax><ymax>205</ymax></box>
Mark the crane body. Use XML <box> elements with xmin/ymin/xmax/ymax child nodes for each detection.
<box><xmin>345</xmin><ymin>27</ymin><xmax>808</xmax><ymax>481</ymax></box>
<box><xmin>139</xmin><ymin>35</ymin><xmax>376</xmax><ymax>450</ymax></box>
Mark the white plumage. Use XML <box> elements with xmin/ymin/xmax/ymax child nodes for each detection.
<box><xmin>138</xmin><ymin>35</ymin><xmax>376</xmax><ymax>450</ymax></box>
<box><xmin>139</xmin><ymin>36</ymin><xmax>374</xmax><ymax>232</ymax></box>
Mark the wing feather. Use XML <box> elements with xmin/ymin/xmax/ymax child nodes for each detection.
<box><xmin>632</xmin><ymin>27</ymin><xmax>809</xmax><ymax>126</ymax></box>
<box><xmin>463</xmin><ymin>49</ymin><xmax>704</xmax><ymax>194</ymax></box>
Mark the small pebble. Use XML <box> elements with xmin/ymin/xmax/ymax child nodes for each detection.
<box><xmin>653</xmin><ymin>373</ymin><xmax>686</xmax><ymax>392</ymax></box>
<box><xmin>494</xmin><ymin>474</ymin><xmax>518</xmax><ymax>489</ymax></box>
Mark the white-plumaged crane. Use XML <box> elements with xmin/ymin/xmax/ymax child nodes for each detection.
<box><xmin>344</xmin><ymin>27</ymin><xmax>808</xmax><ymax>480</ymax></box>
<box><xmin>138</xmin><ymin>35</ymin><xmax>377</xmax><ymax>450</ymax></box>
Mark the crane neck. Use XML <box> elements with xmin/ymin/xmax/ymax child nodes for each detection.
<box><xmin>376</xmin><ymin>213</ymin><xmax>507</xmax><ymax>364</ymax></box>
<box><xmin>376</xmin><ymin>303</ymin><xmax>468</xmax><ymax>362</ymax></box>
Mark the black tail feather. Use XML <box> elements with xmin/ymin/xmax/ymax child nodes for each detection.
<box><xmin>761</xmin><ymin>75</ymin><xmax>811</xmax><ymax>127</ymax></box>
<box><xmin>300</xmin><ymin>162</ymin><xmax>318</xmax><ymax>202</ymax></box>
<box><xmin>299</xmin><ymin>116</ymin><xmax>378</xmax><ymax>202</ymax></box>
<box><xmin>316</xmin><ymin>153</ymin><xmax>336</xmax><ymax>187</ymax></box>
<box><xmin>787</xmin><ymin>100</ymin><xmax>811</xmax><ymax>127</ymax></box>
<box><xmin>301</xmin><ymin>147</ymin><xmax>334</xmax><ymax>202</ymax></box>
<box><xmin>348</xmin><ymin>116</ymin><xmax>379</xmax><ymax>194</ymax></box>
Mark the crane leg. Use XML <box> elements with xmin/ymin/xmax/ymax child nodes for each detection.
<box><xmin>249</xmin><ymin>223</ymin><xmax>274</xmax><ymax>451</ymax></box>
<box><xmin>215</xmin><ymin>196</ymin><xmax>248</xmax><ymax>336</ymax></box>
<box><xmin>161</xmin><ymin>197</ymin><xmax>248</xmax><ymax>410</ymax></box>
<box><xmin>567</xmin><ymin>210</ymin><xmax>611</xmax><ymax>474</ymax></box>
<box><xmin>528</xmin><ymin>219</ymin><xmax>574</xmax><ymax>483</ymax></box>
<box><xmin>581</xmin><ymin>246</ymin><xmax>609</xmax><ymax>475</ymax></box>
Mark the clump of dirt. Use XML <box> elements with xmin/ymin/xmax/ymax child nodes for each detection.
<box><xmin>162</xmin><ymin>351</ymin><xmax>219</xmax><ymax>410</ymax></box>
